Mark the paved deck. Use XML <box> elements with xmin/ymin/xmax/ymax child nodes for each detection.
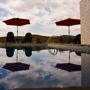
<box><xmin>0</xmin><ymin>43</ymin><xmax>90</xmax><ymax>53</ymax></box>
<box><xmin>47</xmin><ymin>44</ymin><xmax>90</xmax><ymax>53</ymax></box>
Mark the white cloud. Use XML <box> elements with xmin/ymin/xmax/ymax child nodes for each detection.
<box><xmin>0</xmin><ymin>0</ymin><xmax>81</xmax><ymax>36</ymax></box>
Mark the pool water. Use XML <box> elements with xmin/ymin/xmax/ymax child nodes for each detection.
<box><xmin>0</xmin><ymin>46</ymin><xmax>89</xmax><ymax>89</ymax></box>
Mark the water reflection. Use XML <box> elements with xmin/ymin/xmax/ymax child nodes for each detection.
<box><xmin>24</xmin><ymin>47</ymin><xmax>32</xmax><ymax>57</ymax></box>
<box><xmin>48</xmin><ymin>48</ymin><xmax>64</xmax><ymax>55</ymax></box>
<box><xmin>0</xmin><ymin>69</ymin><xmax>8</xmax><ymax>78</ymax></box>
<box><xmin>48</xmin><ymin>48</ymin><xmax>90</xmax><ymax>87</ymax></box>
<box><xmin>6</xmin><ymin>48</ymin><xmax>15</xmax><ymax>57</ymax></box>
<box><xmin>47</xmin><ymin>48</ymin><xmax>81</xmax><ymax>72</ymax></box>
<box><xmin>82</xmin><ymin>53</ymin><xmax>90</xmax><ymax>87</ymax></box>
<box><xmin>75</xmin><ymin>51</ymin><xmax>81</xmax><ymax>56</ymax></box>
<box><xmin>3</xmin><ymin>62</ymin><xmax>30</xmax><ymax>72</ymax></box>
<box><xmin>55</xmin><ymin>51</ymin><xmax>81</xmax><ymax>72</ymax></box>
<box><xmin>4</xmin><ymin>47</ymin><xmax>32</xmax><ymax>72</ymax></box>
<box><xmin>48</xmin><ymin>48</ymin><xmax>81</xmax><ymax>56</ymax></box>
<box><xmin>6</xmin><ymin>47</ymin><xmax>32</xmax><ymax>57</ymax></box>
<box><xmin>0</xmin><ymin>47</ymin><xmax>81</xmax><ymax>89</ymax></box>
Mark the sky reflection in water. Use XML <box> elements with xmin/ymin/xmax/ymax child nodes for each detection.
<box><xmin>0</xmin><ymin>48</ymin><xmax>81</xmax><ymax>89</ymax></box>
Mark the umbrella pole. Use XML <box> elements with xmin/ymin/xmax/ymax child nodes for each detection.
<box><xmin>68</xmin><ymin>26</ymin><xmax>70</xmax><ymax>36</ymax></box>
<box><xmin>68</xmin><ymin>26</ymin><xmax>70</xmax><ymax>43</ymax></box>
<box><xmin>69</xmin><ymin>51</ymin><xmax>70</xmax><ymax>63</ymax></box>
<box><xmin>16</xmin><ymin>49</ymin><xmax>18</xmax><ymax>63</ymax></box>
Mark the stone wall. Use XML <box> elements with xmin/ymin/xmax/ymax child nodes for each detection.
<box><xmin>80</xmin><ymin>0</ymin><xmax>90</xmax><ymax>45</ymax></box>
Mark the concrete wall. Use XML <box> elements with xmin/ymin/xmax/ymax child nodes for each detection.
<box><xmin>80</xmin><ymin>0</ymin><xmax>90</xmax><ymax>45</ymax></box>
<box><xmin>82</xmin><ymin>53</ymin><xmax>90</xmax><ymax>87</ymax></box>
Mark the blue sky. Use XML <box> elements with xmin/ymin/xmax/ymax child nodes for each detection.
<box><xmin>0</xmin><ymin>0</ymin><xmax>81</xmax><ymax>36</ymax></box>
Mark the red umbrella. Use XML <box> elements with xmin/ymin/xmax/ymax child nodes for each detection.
<box><xmin>3</xmin><ymin>18</ymin><xmax>30</xmax><ymax>37</ymax></box>
<box><xmin>55</xmin><ymin>18</ymin><xmax>80</xmax><ymax>37</ymax></box>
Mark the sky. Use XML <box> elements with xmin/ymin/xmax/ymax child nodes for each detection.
<box><xmin>0</xmin><ymin>0</ymin><xmax>81</xmax><ymax>36</ymax></box>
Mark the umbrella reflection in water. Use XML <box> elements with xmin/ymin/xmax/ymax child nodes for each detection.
<box><xmin>3</xmin><ymin>62</ymin><xmax>30</xmax><ymax>72</ymax></box>
<box><xmin>3</xmin><ymin>49</ymin><xmax>30</xmax><ymax>72</ymax></box>
<box><xmin>56</xmin><ymin>51</ymin><xmax>81</xmax><ymax>72</ymax></box>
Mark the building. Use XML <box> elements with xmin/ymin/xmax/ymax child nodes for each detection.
<box><xmin>80</xmin><ymin>0</ymin><xmax>90</xmax><ymax>45</ymax></box>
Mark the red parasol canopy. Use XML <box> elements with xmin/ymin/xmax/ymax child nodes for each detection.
<box><xmin>55</xmin><ymin>18</ymin><xmax>80</xmax><ymax>26</ymax></box>
<box><xmin>55</xmin><ymin>18</ymin><xmax>80</xmax><ymax>41</ymax></box>
<box><xmin>3</xmin><ymin>18</ymin><xmax>30</xmax><ymax>37</ymax></box>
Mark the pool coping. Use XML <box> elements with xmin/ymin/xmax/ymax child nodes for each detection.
<box><xmin>0</xmin><ymin>43</ymin><xmax>90</xmax><ymax>53</ymax></box>
<box><xmin>47</xmin><ymin>44</ymin><xmax>90</xmax><ymax>53</ymax></box>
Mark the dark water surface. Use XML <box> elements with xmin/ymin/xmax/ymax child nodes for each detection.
<box><xmin>0</xmin><ymin>46</ymin><xmax>89</xmax><ymax>90</ymax></box>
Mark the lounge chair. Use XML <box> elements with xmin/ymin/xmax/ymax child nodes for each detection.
<box><xmin>23</xmin><ymin>33</ymin><xmax>32</xmax><ymax>43</ymax></box>
<box><xmin>73</xmin><ymin>34</ymin><xmax>81</xmax><ymax>44</ymax></box>
<box><xmin>6</xmin><ymin>32</ymin><xmax>15</xmax><ymax>43</ymax></box>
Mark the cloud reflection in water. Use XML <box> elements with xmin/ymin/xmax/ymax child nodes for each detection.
<box><xmin>0</xmin><ymin>48</ymin><xmax>81</xmax><ymax>89</ymax></box>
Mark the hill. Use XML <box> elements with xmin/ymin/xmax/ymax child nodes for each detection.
<box><xmin>0</xmin><ymin>34</ymin><xmax>79</xmax><ymax>44</ymax></box>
